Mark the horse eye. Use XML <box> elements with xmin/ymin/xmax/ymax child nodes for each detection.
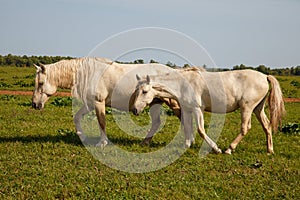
<box><xmin>142</xmin><ymin>90</ymin><xmax>148</xmax><ymax>94</ymax></box>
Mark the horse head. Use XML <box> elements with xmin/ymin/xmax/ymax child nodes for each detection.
<box><xmin>32</xmin><ymin>64</ymin><xmax>57</xmax><ymax>110</ymax></box>
<box><xmin>132</xmin><ymin>74</ymin><xmax>156</xmax><ymax>115</ymax></box>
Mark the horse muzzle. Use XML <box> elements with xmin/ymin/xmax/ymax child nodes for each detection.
<box><xmin>32</xmin><ymin>102</ymin><xmax>43</xmax><ymax>110</ymax></box>
<box><xmin>132</xmin><ymin>107</ymin><xmax>140</xmax><ymax>116</ymax></box>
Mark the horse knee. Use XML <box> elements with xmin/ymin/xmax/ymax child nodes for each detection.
<box><xmin>197</xmin><ymin>128</ymin><xmax>205</xmax><ymax>138</ymax></box>
<box><xmin>241</xmin><ymin>129</ymin><xmax>248</xmax><ymax>136</ymax></box>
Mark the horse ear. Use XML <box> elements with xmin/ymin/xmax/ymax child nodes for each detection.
<box><xmin>34</xmin><ymin>64</ymin><xmax>40</xmax><ymax>70</ymax></box>
<box><xmin>146</xmin><ymin>75</ymin><xmax>150</xmax><ymax>84</ymax></box>
<box><xmin>40</xmin><ymin>64</ymin><xmax>46</xmax><ymax>74</ymax></box>
<box><xmin>136</xmin><ymin>74</ymin><xmax>141</xmax><ymax>81</ymax></box>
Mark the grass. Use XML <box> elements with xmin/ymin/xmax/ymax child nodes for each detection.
<box><xmin>0</xmin><ymin>66</ymin><xmax>299</xmax><ymax>199</ymax></box>
<box><xmin>276</xmin><ymin>76</ymin><xmax>300</xmax><ymax>98</ymax></box>
<box><xmin>0</xmin><ymin>95</ymin><xmax>299</xmax><ymax>199</ymax></box>
<box><xmin>0</xmin><ymin>67</ymin><xmax>35</xmax><ymax>91</ymax></box>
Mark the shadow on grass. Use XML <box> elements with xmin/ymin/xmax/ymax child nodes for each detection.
<box><xmin>0</xmin><ymin>133</ymin><xmax>82</xmax><ymax>146</ymax></box>
<box><xmin>83</xmin><ymin>136</ymin><xmax>169</xmax><ymax>148</ymax></box>
<box><xmin>0</xmin><ymin>131</ymin><xmax>174</xmax><ymax>149</ymax></box>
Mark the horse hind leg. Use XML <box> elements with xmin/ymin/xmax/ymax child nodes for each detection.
<box><xmin>254</xmin><ymin>99</ymin><xmax>274</xmax><ymax>154</ymax></box>
<box><xmin>225</xmin><ymin>107</ymin><xmax>253</xmax><ymax>154</ymax></box>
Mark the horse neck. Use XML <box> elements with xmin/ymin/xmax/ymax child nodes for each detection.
<box><xmin>152</xmin><ymin>84</ymin><xmax>177</xmax><ymax>100</ymax></box>
<box><xmin>151</xmin><ymin>70</ymin><xmax>197</xmax><ymax>101</ymax></box>
<box><xmin>47</xmin><ymin>59</ymin><xmax>81</xmax><ymax>89</ymax></box>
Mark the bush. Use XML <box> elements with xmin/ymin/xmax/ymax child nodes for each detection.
<box><xmin>281</xmin><ymin>122</ymin><xmax>300</xmax><ymax>135</ymax></box>
<box><xmin>51</xmin><ymin>97</ymin><xmax>72</xmax><ymax>107</ymax></box>
<box><xmin>290</xmin><ymin>80</ymin><xmax>300</xmax><ymax>89</ymax></box>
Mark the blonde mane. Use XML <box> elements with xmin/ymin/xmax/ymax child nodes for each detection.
<box><xmin>45</xmin><ymin>57</ymin><xmax>113</xmax><ymax>89</ymax></box>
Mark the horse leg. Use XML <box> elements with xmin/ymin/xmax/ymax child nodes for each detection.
<box><xmin>254</xmin><ymin>100</ymin><xmax>274</xmax><ymax>154</ymax></box>
<box><xmin>74</xmin><ymin>105</ymin><xmax>90</xmax><ymax>141</ymax></box>
<box><xmin>194</xmin><ymin>108</ymin><xmax>222</xmax><ymax>154</ymax></box>
<box><xmin>141</xmin><ymin>103</ymin><xmax>162</xmax><ymax>146</ymax></box>
<box><xmin>94</xmin><ymin>100</ymin><xmax>108</xmax><ymax>148</ymax></box>
<box><xmin>181</xmin><ymin>110</ymin><xmax>193</xmax><ymax>148</ymax></box>
<box><xmin>225</xmin><ymin>107</ymin><xmax>253</xmax><ymax>154</ymax></box>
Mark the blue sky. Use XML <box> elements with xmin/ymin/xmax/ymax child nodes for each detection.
<box><xmin>1</xmin><ymin>0</ymin><xmax>299</xmax><ymax>68</ymax></box>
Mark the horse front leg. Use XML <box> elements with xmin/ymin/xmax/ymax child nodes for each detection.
<box><xmin>194</xmin><ymin>107</ymin><xmax>222</xmax><ymax>154</ymax></box>
<box><xmin>141</xmin><ymin>103</ymin><xmax>162</xmax><ymax>146</ymax></box>
<box><xmin>94</xmin><ymin>100</ymin><xmax>108</xmax><ymax>148</ymax></box>
<box><xmin>74</xmin><ymin>105</ymin><xmax>90</xmax><ymax>142</ymax></box>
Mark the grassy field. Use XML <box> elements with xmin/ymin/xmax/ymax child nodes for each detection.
<box><xmin>0</xmin><ymin>66</ymin><xmax>299</xmax><ymax>199</ymax></box>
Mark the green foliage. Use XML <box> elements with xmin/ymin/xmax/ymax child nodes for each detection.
<box><xmin>0</xmin><ymin>54</ymin><xmax>299</xmax><ymax>77</ymax></box>
<box><xmin>0</xmin><ymin>96</ymin><xmax>299</xmax><ymax>199</ymax></box>
<box><xmin>233</xmin><ymin>64</ymin><xmax>300</xmax><ymax>76</ymax></box>
<box><xmin>290</xmin><ymin>80</ymin><xmax>300</xmax><ymax>89</ymax></box>
<box><xmin>0</xmin><ymin>54</ymin><xmax>73</xmax><ymax>67</ymax></box>
<box><xmin>13</xmin><ymin>80</ymin><xmax>35</xmax><ymax>87</ymax></box>
<box><xmin>51</xmin><ymin>97</ymin><xmax>73</xmax><ymax>107</ymax></box>
<box><xmin>277</xmin><ymin>76</ymin><xmax>300</xmax><ymax>98</ymax></box>
<box><xmin>0</xmin><ymin>81</ymin><xmax>12</xmax><ymax>88</ymax></box>
<box><xmin>0</xmin><ymin>94</ymin><xmax>20</xmax><ymax>101</ymax></box>
<box><xmin>0</xmin><ymin>59</ymin><xmax>299</xmax><ymax>198</ymax></box>
<box><xmin>281</xmin><ymin>122</ymin><xmax>300</xmax><ymax>135</ymax></box>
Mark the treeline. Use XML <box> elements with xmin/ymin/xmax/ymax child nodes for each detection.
<box><xmin>0</xmin><ymin>54</ymin><xmax>299</xmax><ymax>76</ymax></box>
<box><xmin>232</xmin><ymin>64</ymin><xmax>300</xmax><ymax>76</ymax></box>
<box><xmin>0</xmin><ymin>54</ymin><xmax>73</xmax><ymax>67</ymax></box>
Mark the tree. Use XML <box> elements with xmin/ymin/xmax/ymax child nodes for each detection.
<box><xmin>134</xmin><ymin>59</ymin><xmax>144</xmax><ymax>64</ymax></box>
<box><xmin>149</xmin><ymin>59</ymin><xmax>158</xmax><ymax>64</ymax></box>
<box><xmin>256</xmin><ymin>65</ymin><xmax>269</xmax><ymax>75</ymax></box>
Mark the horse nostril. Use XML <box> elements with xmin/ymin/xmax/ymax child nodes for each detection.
<box><xmin>33</xmin><ymin>102</ymin><xmax>43</xmax><ymax>110</ymax></box>
<box><xmin>37</xmin><ymin>103</ymin><xmax>43</xmax><ymax>110</ymax></box>
<box><xmin>32</xmin><ymin>102</ymin><xmax>37</xmax><ymax>109</ymax></box>
<box><xmin>133</xmin><ymin>108</ymin><xmax>138</xmax><ymax>115</ymax></box>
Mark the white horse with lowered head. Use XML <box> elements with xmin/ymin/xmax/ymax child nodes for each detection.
<box><xmin>133</xmin><ymin>68</ymin><xmax>285</xmax><ymax>154</ymax></box>
<box><xmin>32</xmin><ymin>57</ymin><xmax>182</xmax><ymax>147</ymax></box>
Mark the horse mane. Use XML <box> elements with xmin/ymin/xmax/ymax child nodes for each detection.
<box><xmin>181</xmin><ymin>66</ymin><xmax>206</xmax><ymax>72</ymax></box>
<box><xmin>73</xmin><ymin>57</ymin><xmax>114</xmax><ymax>107</ymax></box>
<box><xmin>45</xmin><ymin>58</ymin><xmax>81</xmax><ymax>88</ymax></box>
<box><xmin>45</xmin><ymin>57</ymin><xmax>114</xmax><ymax>89</ymax></box>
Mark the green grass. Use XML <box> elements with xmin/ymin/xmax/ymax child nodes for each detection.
<box><xmin>276</xmin><ymin>76</ymin><xmax>300</xmax><ymax>98</ymax></box>
<box><xmin>0</xmin><ymin>66</ymin><xmax>35</xmax><ymax>91</ymax></box>
<box><xmin>0</xmin><ymin>95</ymin><xmax>299</xmax><ymax>199</ymax></box>
<box><xmin>0</xmin><ymin>66</ymin><xmax>68</xmax><ymax>92</ymax></box>
<box><xmin>0</xmin><ymin>66</ymin><xmax>299</xmax><ymax>199</ymax></box>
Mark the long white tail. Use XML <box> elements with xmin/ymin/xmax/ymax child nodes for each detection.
<box><xmin>267</xmin><ymin>75</ymin><xmax>286</xmax><ymax>133</ymax></box>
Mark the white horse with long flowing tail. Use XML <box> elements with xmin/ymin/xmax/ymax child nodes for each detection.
<box><xmin>133</xmin><ymin>68</ymin><xmax>285</xmax><ymax>154</ymax></box>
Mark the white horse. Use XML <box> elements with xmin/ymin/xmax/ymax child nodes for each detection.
<box><xmin>32</xmin><ymin>57</ymin><xmax>181</xmax><ymax>147</ymax></box>
<box><xmin>133</xmin><ymin>68</ymin><xmax>285</xmax><ymax>154</ymax></box>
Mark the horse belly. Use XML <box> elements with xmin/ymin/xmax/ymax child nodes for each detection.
<box><xmin>203</xmin><ymin>94</ymin><xmax>239</xmax><ymax>113</ymax></box>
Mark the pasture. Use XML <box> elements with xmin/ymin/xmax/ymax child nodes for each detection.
<box><xmin>0</xmin><ymin>66</ymin><xmax>299</xmax><ymax>199</ymax></box>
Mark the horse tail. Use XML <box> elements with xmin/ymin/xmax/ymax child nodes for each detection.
<box><xmin>267</xmin><ymin>75</ymin><xmax>286</xmax><ymax>133</ymax></box>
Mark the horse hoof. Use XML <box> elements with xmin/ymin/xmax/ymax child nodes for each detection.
<box><xmin>140</xmin><ymin>140</ymin><xmax>150</xmax><ymax>146</ymax></box>
<box><xmin>224</xmin><ymin>149</ymin><xmax>232</xmax><ymax>155</ymax></box>
<box><xmin>140</xmin><ymin>137</ymin><xmax>152</xmax><ymax>146</ymax></box>
<box><xmin>77</xmin><ymin>132</ymin><xmax>87</xmax><ymax>141</ymax></box>
<box><xmin>96</xmin><ymin>140</ymin><xmax>108</xmax><ymax>148</ymax></box>
<box><xmin>215</xmin><ymin>148</ymin><xmax>222</xmax><ymax>154</ymax></box>
<box><xmin>185</xmin><ymin>140</ymin><xmax>192</xmax><ymax>148</ymax></box>
<box><xmin>267</xmin><ymin>149</ymin><xmax>274</xmax><ymax>155</ymax></box>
